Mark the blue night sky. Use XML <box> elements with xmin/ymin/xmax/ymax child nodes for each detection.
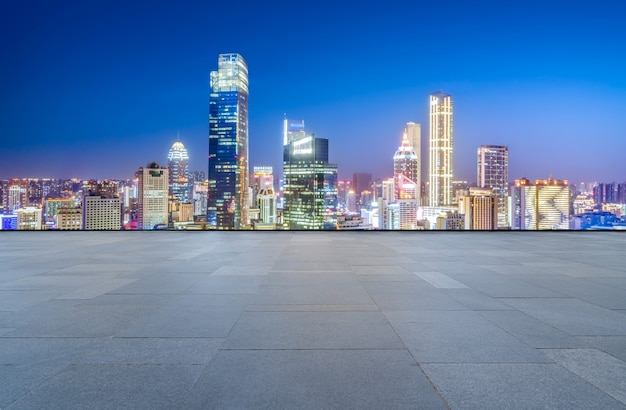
<box><xmin>1</xmin><ymin>0</ymin><xmax>625</xmax><ymax>183</ymax></box>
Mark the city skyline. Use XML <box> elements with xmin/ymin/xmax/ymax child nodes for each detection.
<box><xmin>1</xmin><ymin>1</ymin><xmax>625</xmax><ymax>183</ymax></box>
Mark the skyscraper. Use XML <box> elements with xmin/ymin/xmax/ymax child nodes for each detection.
<box><xmin>208</xmin><ymin>53</ymin><xmax>249</xmax><ymax>230</ymax></box>
<box><xmin>477</xmin><ymin>145</ymin><xmax>509</xmax><ymax>228</ymax></box>
<box><xmin>404</xmin><ymin>122</ymin><xmax>421</xmax><ymax>204</ymax></box>
<box><xmin>283</xmin><ymin>119</ymin><xmax>337</xmax><ymax>230</ymax></box>
<box><xmin>168</xmin><ymin>140</ymin><xmax>190</xmax><ymax>203</ymax></box>
<box><xmin>137</xmin><ymin>162</ymin><xmax>169</xmax><ymax>230</ymax></box>
<box><xmin>394</xmin><ymin>133</ymin><xmax>419</xmax><ymax>229</ymax></box>
<box><xmin>429</xmin><ymin>91</ymin><xmax>454</xmax><ymax>206</ymax></box>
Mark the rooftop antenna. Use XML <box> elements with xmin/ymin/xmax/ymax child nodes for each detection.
<box><xmin>177</xmin><ymin>131</ymin><xmax>180</xmax><ymax>141</ymax></box>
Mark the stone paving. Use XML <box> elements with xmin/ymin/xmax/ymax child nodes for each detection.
<box><xmin>1</xmin><ymin>231</ymin><xmax>626</xmax><ymax>409</ymax></box>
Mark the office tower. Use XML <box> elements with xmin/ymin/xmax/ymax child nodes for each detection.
<box><xmin>283</xmin><ymin>118</ymin><xmax>306</xmax><ymax>145</ymax></box>
<box><xmin>429</xmin><ymin>91</ymin><xmax>454</xmax><ymax>206</ymax></box>
<box><xmin>404</xmin><ymin>122</ymin><xmax>421</xmax><ymax>204</ymax></box>
<box><xmin>477</xmin><ymin>145</ymin><xmax>509</xmax><ymax>228</ymax></box>
<box><xmin>168</xmin><ymin>140</ymin><xmax>190</xmax><ymax>203</ymax></box>
<box><xmin>511</xmin><ymin>177</ymin><xmax>570</xmax><ymax>230</ymax></box>
<box><xmin>208</xmin><ymin>53</ymin><xmax>249</xmax><ymax>230</ymax></box>
<box><xmin>459</xmin><ymin>187</ymin><xmax>498</xmax><ymax>230</ymax></box>
<box><xmin>15</xmin><ymin>207</ymin><xmax>42</xmax><ymax>230</ymax></box>
<box><xmin>136</xmin><ymin>162</ymin><xmax>168</xmax><ymax>230</ymax></box>
<box><xmin>283</xmin><ymin>119</ymin><xmax>337</xmax><ymax>230</ymax></box>
<box><xmin>82</xmin><ymin>181</ymin><xmax>122</xmax><ymax>230</ymax></box>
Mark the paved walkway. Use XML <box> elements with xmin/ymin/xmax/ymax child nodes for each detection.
<box><xmin>1</xmin><ymin>231</ymin><xmax>626</xmax><ymax>409</ymax></box>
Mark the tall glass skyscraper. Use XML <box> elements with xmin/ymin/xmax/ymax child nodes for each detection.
<box><xmin>429</xmin><ymin>91</ymin><xmax>453</xmax><ymax>206</ymax></box>
<box><xmin>208</xmin><ymin>53</ymin><xmax>249</xmax><ymax>230</ymax></box>
<box><xmin>168</xmin><ymin>140</ymin><xmax>190</xmax><ymax>203</ymax></box>
<box><xmin>477</xmin><ymin>145</ymin><xmax>509</xmax><ymax>228</ymax></box>
<box><xmin>404</xmin><ymin>122</ymin><xmax>421</xmax><ymax>204</ymax></box>
<box><xmin>283</xmin><ymin>119</ymin><xmax>337</xmax><ymax>230</ymax></box>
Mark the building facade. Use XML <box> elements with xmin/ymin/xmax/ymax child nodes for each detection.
<box><xmin>208</xmin><ymin>53</ymin><xmax>249</xmax><ymax>229</ymax></box>
<box><xmin>82</xmin><ymin>181</ymin><xmax>122</xmax><ymax>230</ymax></box>
<box><xmin>459</xmin><ymin>187</ymin><xmax>498</xmax><ymax>230</ymax></box>
<box><xmin>137</xmin><ymin>163</ymin><xmax>169</xmax><ymax>230</ymax></box>
<box><xmin>404</xmin><ymin>122</ymin><xmax>421</xmax><ymax>204</ymax></box>
<box><xmin>429</xmin><ymin>91</ymin><xmax>454</xmax><ymax>206</ymax></box>
<box><xmin>511</xmin><ymin>178</ymin><xmax>570</xmax><ymax>230</ymax></box>
<box><xmin>168</xmin><ymin>140</ymin><xmax>190</xmax><ymax>203</ymax></box>
<box><xmin>283</xmin><ymin>120</ymin><xmax>337</xmax><ymax>230</ymax></box>
<box><xmin>477</xmin><ymin>145</ymin><xmax>509</xmax><ymax>228</ymax></box>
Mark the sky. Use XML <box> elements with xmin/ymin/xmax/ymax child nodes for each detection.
<box><xmin>1</xmin><ymin>0</ymin><xmax>625</xmax><ymax>184</ymax></box>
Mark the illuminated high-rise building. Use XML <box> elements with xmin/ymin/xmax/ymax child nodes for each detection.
<box><xmin>511</xmin><ymin>177</ymin><xmax>570</xmax><ymax>230</ymax></box>
<box><xmin>404</xmin><ymin>122</ymin><xmax>421</xmax><ymax>204</ymax></box>
<box><xmin>168</xmin><ymin>140</ymin><xmax>190</xmax><ymax>203</ymax></box>
<box><xmin>394</xmin><ymin>133</ymin><xmax>419</xmax><ymax>229</ymax></box>
<box><xmin>429</xmin><ymin>91</ymin><xmax>454</xmax><ymax>206</ymax></box>
<box><xmin>477</xmin><ymin>145</ymin><xmax>509</xmax><ymax>228</ymax></box>
<box><xmin>283</xmin><ymin>119</ymin><xmax>337</xmax><ymax>230</ymax></box>
<box><xmin>208</xmin><ymin>53</ymin><xmax>249</xmax><ymax>229</ymax></box>
<box><xmin>394</xmin><ymin>133</ymin><xmax>419</xmax><ymax>199</ymax></box>
<box><xmin>137</xmin><ymin>162</ymin><xmax>169</xmax><ymax>230</ymax></box>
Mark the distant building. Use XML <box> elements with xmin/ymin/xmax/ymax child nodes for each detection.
<box><xmin>459</xmin><ymin>187</ymin><xmax>498</xmax><ymax>230</ymax></box>
<box><xmin>0</xmin><ymin>214</ymin><xmax>17</xmax><ymax>230</ymax></box>
<box><xmin>83</xmin><ymin>181</ymin><xmax>122</xmax><ymax>230</ymax></box>
<box><xmin>429</xmin><ymin>91</ymin><xmax>454</xmax><ymax>206</ymax></box>
<box><xmin>511</xmin><ymin>177</ymin><xmax>570</xmax><ymax>230</ymax></box>
<box><xmin>15</xmin><ymin>207</ymin><xmax>42</xmax><ymax>230</ymax></box>
<box><xmin>137</xmin><ymin>163</ymin><xmax>168</xmax><ymax>230</ymax></box>
<box><xmin>378</xmin><ymin>199</ymin><xmax>400</xmax><ymax>230</ymax></box>
<box><xmin>352</xmin><ymin>172</ymin><xmax>372</xmax><ymax>211</ymax></box>
<box><xmin>477</xmin><ymin>145</ymin><xmax>509</xmax><ymax>228</ymax></box>
<box><xmin>257</xmin><ymin>185</ymin><xmax>277</xmax><ymax>225</ymax></box>
<box><xmin>283</xmin><ymin>119</ymin><xmax>337</xmax><ymax>230</ymax></box>
<box><xmin>337</xmin><ymin>213</ymin><xmax>372</xmax><ymax>230</ymax></box>
<box><xmin>56</xmin><ymin>207</ymin><xmax>82</xmax><ymax>230</ymax></box>
<box><xmin>45</xmin><ymin>198</ymin><xmax>77</xmax><ymax>227</ymax></box>
<box><xmin>168</xmin><ymin>140</ymin><xmax>190</xmax><ymax>203</ymax></box>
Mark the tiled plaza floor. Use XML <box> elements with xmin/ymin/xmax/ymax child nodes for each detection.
<box><xmin>1</xmin><ymin>231</ymin><xmax>625</xmax><ymax>409</ymax></box>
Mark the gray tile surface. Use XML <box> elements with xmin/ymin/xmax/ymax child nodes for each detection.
<box><xmin>2</xmin><ymin>231</ymin><xmax>626</xmax><ymax>409</ymax></box>
<box><xmin>422</xmin><ymin>363</ymin><xmax>626</xmax><ymax>409</ymax></box>
<box><xmin>184</xmin><ymin>349</ymin><xmax>447</xmax><ymax>410</ymax></box>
